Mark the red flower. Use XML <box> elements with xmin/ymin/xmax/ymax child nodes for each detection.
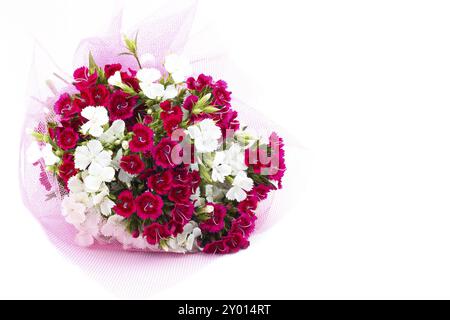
<box><xmin>186</xmin><ymin>74</ymin><xmax>213</xmax><ymax>91</ymax></box>
<box><xmin>161</xmin><ymin>105</ymin><xmax>183</xmax><ymax>122</ymax></box>
<box><xmin>81</xmin><ymin>84</ymin><xmax>110</xmax><ymax>107</ymax></box>
<box><xmin>223</xmin><ymin>232</ymin><xmax>250</xmax><ymax>253</ymax></box>
<box><xmin>54</xmin><ymin>93</ymin><xmax>80</xmax><ymax>119</ymax></box>
<box><xmin>171</xmin><ymin>203</ymin><xmax>194</xmax><ymax>225</ymax></box>
<box><xmin>168</xmin><ymin>185</ymin><xmax>192</xmax><ymax>203</ymax></box>
<box><xmin>199</xmin><ymin>204</ymin><xmax>227</xmax><ymax>233</ymax></box>
<box><xmin>182</xmin><ymin>95</ymin><xmax>198</xmax><ymax>111</ymax></box>
<box><xmin>135</xmin><ymin>192</ymin><xmax>163</xmax><ymax>220</ymax></box>
<box><xmin>58</xmin><ymin>154</ymin><xmax>78</xmax><ymax>183</ymax></box>
<box><xmin>57</xmin><ymin>127</ymin><xmax>79</xmax><ymax>150</ymax></box>
<box><xmin>73</xmin><ymin>67</ymin><xmax>97</xmax><ymax>90</ymax></box>
<box><xmin>152</xmin><ymin>138</ymin><xmax>182</xmax><ymax>169</ymax></box>
<box><xmin>120</xmin><ymin>154</ymin><xmax>145</xmax><ymax>175</ymax></box>
<box><xmin>159</xmin><ymin>100</ymin><xmax>171</xmax><ymax>111</ymax></box>
<box><xmin>113</xmin><ymin>190</ymin><xmax>136</xmax><ymax>218</ymax></box>
<box><xmin>230</xmin><ymin>214</ymin><xmax>256</xmax><ymax>238</ymax></box>
<box><xmin>251</xmin><ymin>184</ymin><xmax>273</xmax><ymax>201</ymax></box>
<box><xmin>129</xmin><ymin>123</ymin><xmax>154</xmax><ymax>153</ymax></box>
<box><xmin>143</xmin><ymin>222</ymin><xmax>170</xmax><ymax>245</ymax></box>
<box><xmin>143</xmin><ymin>115</ymin><xmax>153</xmax><ymax>125</ymax></box>
<box><xmin>147</xmin><ymin>170</ymin><xmax>173</xmax><ymax>195</ymax></box>
<box><xmin>104</xmin><ymin>64</ymin><xmax>122</xmax><ymax>78</ymax></box>
<box><xmin>121</xmin><ymin>71</ymin><xmax>140</xmax><ymax>92</ymax></box>
<box><xmin>162</xmin><ymin>114</ymin><xmax>181</xmax><ymax>135</ymax></box>
<box><xmin>237</xmin><ymin>195</ymin><xmax>258</xmax><ymax>215</ymax></box>
<box><xmin>108</xmin><ymin>90</ymin><xmax>137</xmax><ymax>121</ymax></box>
<box><xmin>203</xmin><ymin>240</ymin><xmax>229</xmax><ymax>254</ymax></box>
<box><xmin>161</xmin><ymin>104</ymin><xmax>183</xmax><ymax>135</ymax></box>
<box><xmin>172</xmin><ymin>167</ymin><xmax>192</xmax><ymax>186</ymax></box>
<box><xmin>60</xmin><ymin>116</ymin><xmax>85</xmax><ymax>132</ymax></box>
<box><xmin>212</xmin><ymin>80</ymin><xmax>231</xmax><ymax>106</ymax></box>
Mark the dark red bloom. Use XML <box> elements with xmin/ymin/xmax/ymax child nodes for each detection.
<box><xmin>190</xmin><ymin>170</ymin><xmax>201</xmax><ymax>192</ymax></box>
<box><xmin>203</xmin><ymin>240</ymin><xmax>229</xmax><ymax>254</ymax></box>
<box><xmin>212</xmin><ymin>80</ymin><xmax>231</xmax><ymax>106</ymax></box>
<box><xmin>143</xmin><ymin>115</ymin><xmax>153</xmax><ymax>125</ymax></box>
<box><xmin>171</xmin><ymin>203</ymin><xmax>194</xmax><ymax>225</ymax></box>
<box><xmin>54</xmin><ymin>93</ymin><xmax>80</xmax><ymax>119</ymax></box>
<box><xmin>121</xmin><ymin>71</ymin><xmax>140</xmax><ymax>92</ymax></box>
<box><xmin>237</xmin><ymin>195</ymin><xmax>258</xmax><ymax>215</ymax></box>
<box><xmin>167</xmin><ymin>220</ymin><xmax>184</xmax><ymax>237</ymax></box>
<box><xmin>120</xmin><ymin>154</ymin><xmax>145</xmax><ymax>175</ymax></box>
<box><xmin>251</xmin><ymin>184</ymin><xmax>273</xmax><ymax>201</ymax></box>
<box><xmin>223</xmin><ymin>232</ymin><xmax>250</xmax><ymax>253</ymax></box>
<box><xmin>162</xmin><ymin>114</ymin><xmax>181</xmax><ymax>135</ymax></box>
<box><xmin>58</xmin><ymin>155</ymin><xmax>77</xmax><ymax>184</ymax></box>
<box><xmin>159</xmin><ymin>100</ymin><xmax>171</xmax><ymax>111</ymax></box>
<box><xmin>135</xmin><ymin>192</ymin><xmax>163</xmax><ymax>220</ymax></box>
<box><xmin>108</xmin><ymin>90</ymin><xmax>137</xmax><ymax>121</ymax></box>
<box><xmin>182</xmin><ymin>95</ymin><xmax>198</xmax><ymax>111</ymax></box>
<box><xmin>230</xmin><ymin>214</ymin><xmax>257</xmax><ymax>238</ymax></box>
<box><xmin>60</xmin><ymin>116</ymin><xmax>85</xmax><ymax>132</ymax></box>
<box><xmin>73</xmin><ymin>67</ymin><xmax>98</xmax><ymax>90</ymax></box>
<box><xmin>143</xmin><ymin>222</ymin><xmax>170</xmax><ymax>245</ymax></box>
<box><xmin>168</xmin><ymin>185</ymin><xmax>192</xmax><ymax>203</ymax></box>
<box><xmin>57</xmin><ymin>127</ymin><xmax>79</xmax><ymax>150</ymax></box>
<box><xmin>152</xmin><ymin>138</ymin><xmax>182</xmax><ymax>168</ymax></box>
<box><xmin>147</xmin><ymin>170</ymin><xmax>173</xmax><ymax>195</ymax></box>
<box><xmin>113</xmin><ymin>190</ymin><xmax>136</xmax><ymax>218</ymax></box>
<box><xmin>81</xmin><ymin>84</ymin><xmax>110</xmax><ymax>107</ymax></box>
<box><xmin>104</xmin><ymin>64</ymin><xmax>122</xmax><ymax>78</ymax></box>
<box><xmin>199</xmin><ymin>203</ymin><xmax>227</xmax><ymax>233</ymax></box>
<box><xmin>172</xmin><ymin>167</ymin><xmax>192</xmax><ymax>186</ymax></box>
<box><xmin>129</xmin><ymin>123</ymin><xmax>154</xmax><ymax>153</ymax></box>
<box><xmin>186</xmin><ymin>74</ymin><xmax>213</xmax><ymax>91</ymax></box>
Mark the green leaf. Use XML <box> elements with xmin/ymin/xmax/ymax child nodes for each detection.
<box><xmin>88</xmin><ymin>52</ymin><xmax>98</xmax><ymax>75</ymax></box>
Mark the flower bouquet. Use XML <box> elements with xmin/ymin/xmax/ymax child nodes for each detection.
<box><xmin>23</xmin><ymin>15</ymin><xmax>285</xmax><ymax>255</ymax></box>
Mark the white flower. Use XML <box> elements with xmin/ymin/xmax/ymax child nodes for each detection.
<box><xmin>190</xmin><ymin>187</ymin><xmax>205</xmax><ymax>207</ymax></box>
<box><xmin>187</xmin><ymin>119</ymin><xmax>222</xmax><ymax>153</ymax></box>
<box><xmin>42</xmin><ymin>144</ymin><xmax>60</xmax><ymax>166</ymax></box>
<box><xmin>80</xmin><ymin>106</ymin><xmax>109</xmax><ymax>137</ymax></box>
<box><xmin>226</xmin><ymin>171</ymin><xmax>254</xmax><ymax>202</ymax></box>
<box><xmin>164</xmin><ymin>54</ymin><xmax>192</xmax><ymax>83</ymax></box>
<box><xmin>99</xmin><ymin>120</ymin><xmax>125</xmax><ymax>144</ymax></box>
<box><xmin>74</xmin><ymin>210</ymin><xmax>102</xmax><ymax>247</ymax></box>
<box><xmin>91</xmin><ymin>185</ymin><xmax>115</xmax><ymax>216</ymax></box>
<box><xmin>136</xmin><ymin>68</ymin><xmax>161</xmax><ymax>83</ymax></box>
<box><xmin>67</xmin><ymin>175</ymin><xmax>85</xmax><ymax>193</ymax></box>
<box><xmin>121</xmin><ymin>140</ymin><xmax>129</xmax><ymax>150</ymax></box>
<box><xmin>224</xmin><ymin>143</ymin><xmax>247</xmax><ymax>175</ymax></box>
<box><xmin>84</xmin><ymin>162</ymin><xmax>115</xmax><ymax>193</ymax></box>
<box><xmin>167</xmin><ymin>222</ymin><xmax>202</xmax><ymax>252</ymax></box>
<box><xmin>211</xmin><ymin>151</ymin><xmax>232</xmax><ymax>183</ymax></box>
<box><xmin>111</xmin><ymin>149</ymin><xmax>134</xmax><ymax>186</ymax></box>
<box><xmin>107</xmin><ymin>71</ymin><xmax>122</xmax><ymax>87</ymax></box>
<box><xmin>74</xmin><ymin>140</ymin><xmax>112</xmax><ymax>170</ymax></box>
<box><xmin>205</xmin><ymin>184</ymin><xmax>225</xmax><ymax>203</ymax></box>
<box><xmin>61</xmin><ymin>194</ymin><xmax>88</xmax><ymax>225</ymax></box>
<box><xmin>140</xmin><ymin>82</ymin><xmax>179</xmax><ymax>100</ymax></box>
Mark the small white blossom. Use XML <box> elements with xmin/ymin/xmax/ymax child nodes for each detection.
<box><xmin>211</xmin><ymin>151</ymin><xmax>232</xmax><ymax>183</ymax></box>
<box><xmin>74</xmin><ymin>140</ymin><xmax>112</xmax><ymax>170</ymax></box>
<box><xmin>224</xmin><ymin>143</ymin><xmax>247</xmax><ymax>175</ymax></box>
<box><xmin>80</xmin><ymin>106</ymin><xmax>109</xmax><ymax>137</ymax></box>
<box><xmin>107</xmin><ymin>71</ymin><xmax>122</xmax><ymax>87</ymax></box>
<box><xmin>74</xmin><ymin>210</ymin><xmax>102</xmax><ymax>247</ymax></box>
<box><xmin>84</xmin><ymin>162</ymin><xmax>115</xmax><ymax>193</ymax></box>
<box><xmin>42</xmin><ymin>144</ymin><xmax>60</xmax><ymax>166</ymax></box>
<box><xmin>187</xmin><ymin>119</ymin><xmax>222</xmax><ymax>153</ymax></box>
<box><xmin>167</xmin><ymin>222</ymin><xmax>202</xmax><ymax>253</ymax></box>
<box><xmin>226</xmin><ymin>171</ymin><xmax>254</xmax><ymax>202</ymax></box>
<box><xmin>136</xmin><ymin>68</ymin><xmax>161</xmax><ymax>83</ymax></box>
<box><xmin>140</xmin><ymin>82</ymin><xmax>179</xmax><ymax>100</ymax></box>
<box><xmin>99</xmin><ymin>120</ymin><xmax>125</xmax><ymax>144</ymax></box>
<box><xmin>61</xmin><ymin>193</ymin><xmax>89</xmax><ymax>225</ymax></box>
<box><xmin>164</xmin><ymin>54</ymin><xmax>192</xmax><ymax>83</ymax></box>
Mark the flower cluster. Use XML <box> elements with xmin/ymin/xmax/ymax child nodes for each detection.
<box><xmin>30</xmin><ymin>39</ymin><xmax>285</xmax><ymax>254</ymax></box>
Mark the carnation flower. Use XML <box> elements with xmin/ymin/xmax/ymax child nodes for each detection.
<box><xmin>171</xmin><ymin>202</ymin><xmax>194</xmax><ymax>225</ymax></box>
<box><xmin>152</xmin><ymin>138</ymin><xmax>182</xmax><ymax>168</ymax></box>
<box><xmin>120</xmin><ymin>154</ymin><xmax>145</xmax><ymax>175</ymax></box>
<box><xmin>54</xmin><ymin>93</ymin><xmax>79</xmax><ymax>119</ymax></box>
<box><xmin>80</xmin><ymin>106</ymin><xmax>109</xmax><ymax>137</ymax></box>
<box><xmin>107</xmin><ymin>71</ymin><xmax>123</xmax><ymax>87</ymax></box>
<box><xmin>99</xmin><ymin>119</ymin><xmax>125</xmax><ymax>144</ymax></box>
<box><xmin>61</xmin><ymin>193</ymin><xmax>88</xmax><ymax>225</ymax></box>
<box><xmin>81</xmin><ymin>84</ymin><xmax>110</xmax><ymax>107</ymax></box>
<box><xmin>182</xmin><ymin>95</ymin><xmax>198</xmax><ymax>111</ymax></box>
<box><xmin>135</xmin><ymin>192</ymin><xmax>163</xmax><ymax>220</ymax></box>
<box><xmin>237</xmin><ymin>195</ymin><xmax>258</xmax><ymax>215</ymax></box>
<box><xmin>129</xmin><ymin>123</ymin><xmax>154</xmax><ymax>152</ymax></box>
<box><xmin>186</xmin><ymin>74</ymin><xmax>213</xmax><ymax>91</ymax></box>
<box><xmin>199</xmin><ymin>203</ymin><xmax>226</xmax><ymax>233</ymax></box>
<box><xmin>113</xmin><ymin>190</ymin><xmax>136</xmax><ymax>218</ymax></box>
<box><xmin>57</xmin><ymin>127</ymin><xmax>79</xmax><ymax>150</ymax></box>
<box><xmin>147</xmin><ymin>170</ymin><xmax>173</xmax><ymax>195</ymax></box>
<box><xmin>84</xmin><ymin>162</ymin><xmax>115</xmax><ymax>193</ymax></box>
<box><xmin>202</xmin><ymin>240</ymin><xmax>229</xmax><ymax>254</ymax></box>
<box><xmin>108</xmin><ymin>91</ymin><xmax>137</xmax><ymax>121</ymax></box>
<box><xmin>136</xmin><ymin>68</ymin><xmax>161</xmax><ymax>83</ymax></box>
<box><xmin>212</xmin><ymin>80</ymin><xmax>231</xmax><ymax>106</ymax></box>
<box><xmin>230</xmin><ymin>213</ymin><xmax>256</xmax><ymax>238</ymax></box>
<box><xmin>223</xmin><ymin>232</ymin><xmax>250</xmax><ymax>253</ymax></box>
<box><xmin>58</xmin><ymin>155</ymin><xmax>78</xmax><ymax>183</ymax></box>
<box><xmin>143</xmin><ymin>222</ymin><xmax>170</xmax><ymax>245</ymax></box>
<box><xmin>164</xmin><ymin>54</ymin><xmax>192</xmax><ymax>83</ymax></box>
<box><xmin>225</xmin><ymin>171</ymin><xmax>254</xmax><ymax>202</ymax></box>
<box><xmin>74</xmin><ymin>139</ymin><xmax>112</xmax><ymax>170</ymax></box>
<box><xmin>73</xmin><ymin>66</ymin><xmax>98</xmax><ymax>90</ymax></box>
<box><xmin>168</xmin><ymin>185</ymin><xmax>192</xmax><ymax>203</ymax></box>
<box><xmin>211</xmin><ymin>151</ymin><xmax>232</xmax><ymax>183</ymax></box>
<box><xmin>187</xmin><ymin>119</ymin><xmax>222</xmax><ymax>153</ymax></box>
<box><xmin>42</xmin><ymin>144</ymin><xmax>60</xmax><ymax>166</ymax></box>
<box><xmin>167</xmin><ymin>221</ymin><xmax>202</xmax><ymax>252</ymax></box>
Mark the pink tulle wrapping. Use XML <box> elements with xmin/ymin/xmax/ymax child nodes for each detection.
<box><xmin>19</xmin><ymin>1</ymin><xmax>295</xmax><ymax>297</ymax></box>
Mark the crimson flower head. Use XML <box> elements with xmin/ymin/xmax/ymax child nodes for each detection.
<box><xmin>120</xmin><ymin>154</ymin><xmax>145</xmax><ymax>175</ymax></box>
<box><xmin>147</xmin><ymin>170</ymin><xmax>173</xmax><ymax>195</ymax></box>
<box><xmin>81</xmin><ymin>84</ymin><xmax>110</xmax><ymax>107</ymax></box>
<box><xmin>135</xmin><ymin>192</ymin><xmax>163</xmax><ymax>220</ymax></box>
<box><xmin>171</xmin><ymin>203</ymin><xmax>194</xmax><ymax>225</ymax></box>
<box><xmin>199</xmin><ymin>203</ymin><xmax>227</xmax><ymax>233</ymax></box>
<box><xmin>203</xmin><ymin>240</ymin><xmax>229</xmax><ymax>254</ymax></box>
<box><xmin>143</xmin><ymin>222</ymin><xmax>170</xmax><ymax>245</ymax></box>
<box><xmin>113</xmin><ymin>190</ymin><xmax>136</xmax><ymax>218</ymax></box>
<box><xmin>108</xmin><ymin>90</ymin><xmax>137</xmax><ymax>121</ymax></box>
<box><xmin>104</xmin><ymin>63</ymin><xmax>122</xmax><ymax>78</ymax></box>
<box><xmin>58</xmin><ymin>155</ymin><xmax>78</xmax><ymax>184</ymax></box>
<box><xmin>152</xmin><ymin>138</ymin><xmax>182</xmax><ymax>169</ymax></box>
<box><xmin>57</xmin><ymin>127</ymin><xmax>79</xmax><ymax>150</ymax></box>
<box><xmin>129</xmin><ymin>123</ymin><xmax>154</xmax><ymax>153</ymax></box>
<box><xmin>73</xmin><ymin>66</ymin><xmax>98</xmax><ymax>90</ymax></box>
<box><xmin>168</xmin><ymin>185</ymin><xmax>192</xmax><ymax>203</ymax></box>
<box><xmin>182</xmin><ymin>95</ymin><xmax>198</xmax><ymax>111</ymax></box>
<box><xmin>54</xmin><ymin>93</ymin><xmax>80</xmax><ymax>119</ymax></box>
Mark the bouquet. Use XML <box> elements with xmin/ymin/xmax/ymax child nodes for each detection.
<box><xmin>25</xmin><ymin>32</ymin><xmax>285</xmax><ymax>255</ymax></box>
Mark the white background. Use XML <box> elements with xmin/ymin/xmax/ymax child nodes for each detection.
<box><xmin>2</xmin><ymin>0</ymin><xmax>450</xmax><ymax>299</ymax></box>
